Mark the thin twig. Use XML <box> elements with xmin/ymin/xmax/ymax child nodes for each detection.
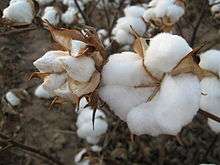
<box><xmin>190</xmin><ymin>0</ymin><xmax>207</xmax><ymax>47</ymax></box>
<box><xmin>198</xmin><ymin>109</ymin><xmax>220</xmax><ymax>123</ymax></box>
<box><xmin>0</xmin><ymin>26</ymin><xmax>37</xmax><ymax>36</ymax></box>
<box><xmin>0</xmin><ymin>133</ymin><xmax>63</xmax><ymax>165</ymax></box>
<box><xmin>74</xmin><ymin>0</ymin><xmax>92</xmax><ymax>26</ymax></box>
<box><xmin>102</xmin><ymin>0</ymin><xmax>111</xmax><ymax>30</ymax></box>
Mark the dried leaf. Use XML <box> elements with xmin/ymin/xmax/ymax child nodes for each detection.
<box><xmin>132</xmin><ymin>37</ymin><xmax>148</xmax><ymax>58</ymax></box>
<box><xmin>90</xmin><ymin>51</ymin><xmax>104</xmax><ymax>67</ymax></box>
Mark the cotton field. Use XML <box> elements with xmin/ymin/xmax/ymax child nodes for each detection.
<box><xmin>0</xmin><ymin>0</ymin><xmax>220</xmax><ymax>164</ymax></box>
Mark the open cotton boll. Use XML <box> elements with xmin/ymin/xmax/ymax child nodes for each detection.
<box><xmin>154</xmin><ymin>74</ymin><xmax>200</xmax><ymax>135</ymax></box>
<box><xmin>70</xmin><ymin>40</ymin><xmax>87</xmax><ymax>57</ymax></box>
<box><xmin>33</xmin><ymin>51</ymin><xmax>68</xmax><ymax>73</ymax></box>
<box><xmin>199</xmin><ymin>49</ymin><xmax>220</xmax><ymax>76</ymax></box>
<box><xmin>124</xmin><ymin>6</ymin><xmax>146</xmax><ymax>18</ymax></box>
<box><xmin>97</xmin><ymin>29</ymin><xmax>108</xmax><ymax>40</ymax></box>
<box><xmin>143</xmin><ymin>8</ymin><xmax>156</xmax><ymax>22</ymax></box>
<box><xmin>116</xmin><ymin>17</ymin><xmax>146</xmax><ymax>36</ymax></box>
<box><xmin>149</xmin><ymin>0</ymin><xmax>160</xmax><ymax>7</ymax></box>
<box><xmin>144</xmin><ymin>33</ymin><xmax>192</xmax><ymax>77</ymax></box>
<box><xmin>99</xmin><ymin>85</ymin><xmax>154</xmax><ymax>121</ymax></box>
<box><xmin>102</xmin><ymin>52</ymin><xmax>151</xmax><ymax>86</ymax></box>
<box><xmin>154</xmin><ymin>0</ymin><xmax>173</xmax><ymax>18</ymax></box>
<box><xmin>77</xmin><ymin>118</ymin><xmax>108</xmax><ymax>139</ymax></box>
<box><xmin>58</xmin><ymin>56</ymin><xmax>95</xmax><ymax>82</ymax></box>
<box><xmin>103</xmin><ymin>38</ymin><xmax>111</xmax><ymax>48</ymax></box>
<box><xmin>42</xmin><ymin>6</ymin><xmax>60</xmax><ymax>26</ymax></box>
<box><xmin>61</xmin><ymin>8</ymin><xmax>78</xmax><ymax>24</ymax></box>
<box><xmin>166</xmin><ymin>4</ymin><xmax>185</xmax><ymax>23</ymax></box>
<box><xmin>208</xmin><ymin>119</ymin><xmax>220</xmax><ymax>133</ymax></box>
<box><xmin>42</xmin><ymin>73</ymin><xmax>67</xmax><ymax>93</ymax></box>
<box><xmin>127</xmin><ymin>102</ymin><xmax>162</xmax><ymax>136</ymax></box>
<box><xmin>113</xmin><ymin>29</ymin><xmax>134</xmax><ymax>45</ymax></box>
<box><xmin>3</xmin><ymin>0</ymin><xmax>34</xmax><ymax>24</ymax></box>
<box><xmin>200</xmin><ymin>77</ymin><xmax>220</xmax><ymax>116</ymax></box>
<box><xmin>53</xmin><ymin>82</ymin><xmax>74</xmax><ymax>100</ymax></box>
<box><xmin>5</xmin><ymin>91</ymin><xmax>21</xmax><ymax>106</ymax></box>
<box><xmin>34</xmin><ymin>85</ymin><xmax>54</xmax><ymax>99</ymax></box>
<box><xmin>36</xmin><ymin>0</ymin><xmax>53</xmax><ymax>5</ymax></box>
<box><xmin>76</xmin><ymin>108</ymin><xmax>106</xmax><ymax>128</ymax></box>
<box><xmin>86</xmin><ymin>136</ymin><xmax>100</xmax><ymax>144</ymax></box>
<box><xmin>211</xmin><ymin>4</ymin><xmax>220</xmax><ymax>14</ymax></box>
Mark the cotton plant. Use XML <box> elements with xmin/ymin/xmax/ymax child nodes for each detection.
<box><xmin>2</xmin><ymin>0</ymin><xmax>37</xmax><ymax>25</ymax></box>
<box><xmin>143</xmin><ymin>0</ymin><xmax>186</xmax><ymax>32</ymax></box>
<box><xmin>209</xmin><ymin>0</ymin><xmax>220</xmax><ymax>18</ymax></box>
<box><xmin>99</xmin><ymin>33</ymin><xmax>218</xmax><ymax>136</ymax></box>
<box><xmin>31</xmin><ymin>22</ymin><xmax>106</xmax><ymax>109</ymax></box>
<box><xmin>199</xmin><ymin>49</ymin><xmax>220</xmax><ymax>133</ymax></box>
<box><xmin>112</xmin><ymin>5</ymin><xmax>147</xmax><ymax>45</ymax></box>
<box><xmin>76</xmin><ymin>98</ymin><xmax>108</xmax><ymax>144</ymax></box>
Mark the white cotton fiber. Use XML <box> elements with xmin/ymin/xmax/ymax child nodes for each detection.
<box><xmin>113</xmin><ymin>29</ymin><xmax>134</xmax><ymax>45</ymax></box>
<box><xmin>99</xmin><ymin>85</ymin><xmax>154</xmax><ymax>121</ymax></box>
<box><xmin>102</xmin><ymin>52</ymin><xmax>151</xmax><ymax>86</ymax></box>
<box><xmin>36</xmin><ymin>0</ymin><xmax>53</xmax><ymax>5</ymax></box>
<box><xmin>153</xmin><ymin>74</ymin><xmax>200</xmax><ymax>135</ymax></box>
<box><xmin>70</xmin><ymin>40</ymin><xmax>87</xmax><ymax>57</ymax></box>
<box><xmin>42</xmin><ymin>6</ymin><xmax>60</xmax><ymax>26</ymax></box>
<box><xmin>34</xmin><ymin>84</ymin><xmax>54</xmax><ymax>99</ymax></box>
<box><xmin>200</xmin><ymin>77</ymin><xmax>220</xmax><ymax>117</ymax></box>
<box><xmin>143</xmin><ymin>8</ymin><xmax>156</xmax><ymax>22</ymax></box>
<box><xmin>199</xmin><ymin>49</ymin><xmax>220</xmax><ymax>76</ymax></box>
<box><xmin>3</xmin><ymin>0</ymin><xmax>34</xmax><ymax>24</ymax></box>
<box><xmin>33</xmin><ymin>51</ymin><xmax>68</xmax><ymax>73</ymax></box>
<box><xmin>116</xmin><ymin>17</ymin><xmax>146</xmax><ymax>36</ymax></box>
<box><xmin>154</xmin><ymin>0</ymin><xmax>173</xmax><ymax>18</ymax></box>
<box><xmin>103</xmin><ymin>38</ymin><xmax>111</xmax><ymax>47</ymax></box>
<box><xmin>144</xmin><ymin>33</ymin><xmax>192</xmax><ymax>77</ymax></box>
<box><xmin>97</xmin><ymin>29</ymin><xmax>108</xmax><ymax>40</ymax></box>
<box><xmin>61</xmin><ymin>8</ymin><xmax>78</xmax><ymax>24</ymax></box>
<box><xmin>53</xmin><ymin>82</ymin><xmax>74</xmax><ymax>100</ymax></box>
<box><xmin>42</xmin><ymin>73</ymin><xmax>67</xmax><ymax>93</ymax></box>
<box><xmin>166</xmin><ymin>5</ymin><xmax>185</xmax><ymax>23</ymax></box>
<box><xmin>86</xmin><ymin>136</ymin><xmax>100</xmax><ymax>144</ymax></box>
<box><xmin>58</xmin><ymin>56</ymin><xmax>95</xmax><ymax>82</ymax></box>
<box><xmin>5</xmin><ymin>91</ymin><xmax>21</xmax><ymax>106</ymax></box>
<box><xmin>208</xmin><ymin>119</ymin><xmax>220</xmax><ymax>133</ymax></box>
<box><xmin>124</xmin><ymin>6</ymin><xmax>146</xmax><ymax>18</ymax></box>
<box><xmin>211</xmin><ymin>4</ymin><xmax>220</xmax><ymax>14</ymax></box>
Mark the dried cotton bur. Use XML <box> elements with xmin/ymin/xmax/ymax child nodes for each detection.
<box><xmin>2</xmin><ymin>0</ymin><xmax>38</xmax><ymax>26</ymax></box>
<box><xmin>32</xmin><ymin>21</ymin><xmax>106</xmax><ymax>113</ymax></box>
<box><xmin>99</xmin><ymin>32</ymin><xmax>220</xmax><ymax>137</ymax></box>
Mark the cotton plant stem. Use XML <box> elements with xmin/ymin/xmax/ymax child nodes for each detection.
<box><xmin>198</xmin><ymin>109</ymin><xmax>220</xmax><ymax>123</ymax></box>
<box><xmin>0</xmin><ymin>26</ymin><xmax>37</xmax><ymax>36</ymax></box>
<box><xmin>0</xmin><ymin>133</ymin><xmax>63</xmax><ymax>165</ymax></box>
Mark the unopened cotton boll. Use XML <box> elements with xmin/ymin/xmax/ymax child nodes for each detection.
<box><xmin>144</xmin><ymin>33</ymin><xmax>192</xmax><ymax>77</ymax></box>
<box><xmin>42</xmin><ymin>73</ymin><xmax>67</xmax><ymax>93</ymax></box>
<box><xmin>42</xmin><ymin>6</ymin><xmax>60</xmax><ymax>25</ymax></box>
<box><xmin>58</xmin><ymin>56</ymin><xmax>95</xmax><ymax>82</ymax></box>
<box><xmin>61</xmin><ymin>8</ymin><xmax>78</xmax><ymax>24</ymax></box>
<box><xmin>5</xmin><ymin>91</ymin><xmax>21</xmax><ymax>106</ymax></box>
<box><xmin>33</xmin><ymin>51</ymin><xmax>68</xmax><ymax>73</ymax></box>
<box><xmin>113</xmin><ymin>29</ymin><xmax>134</xmax><ymax>45</ymax></box>
<box><xmin>3</xmin><ymin>0</ymin><xmax>34</xmax><ymax>24</ymax></box>
<box><xmin>199</xmin><ymin>49</ymin><xmax>220</xmax><ymax>76</ymax></box>
<box><xmin>36</xmin><ymin>0</ymin><xmax>53</xmax><ymax>5</ymax></box>
<box><xmin>102</xmin><ymin>52</ymin><xmax>151</xmax><ymax>86</ymax></box>
<box><xmin>34</xmin><ymin>85</ymin><xmax>54</xmax><ymax>99</ymax></box>
<box><xmin>99</xmin><ymin>85</ymin><xmax>154</xmax><ymax>121</ymax></box>
<box><xmin>116</xmin><ymin>17</ymin><xmax>146</xmax><ymax>36</ymax></box>
<box><xmin>200</xmin><ymin>77</ymin><xmax>220</xmax><ymax>117</ymax></box>
<box><xmin>124</xmin><ymin>6</ymin><xmax>146</xmax><ymax>18</ymax></box>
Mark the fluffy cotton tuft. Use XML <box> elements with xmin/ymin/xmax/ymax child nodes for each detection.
<box><xmin>36</xmin><ymin>0</ymin><xmax>53</xmax><ymax>5</ymax></box>
<box><xmin>124</xmin><ymin>6</ymin><xmax>146</xmax><ymax>18</ymax></box>
<box><xmin>34</xmin><ymin>85</ymin><xmax>54</xmax><ymax>99</ymax></box>
<box><xmin>144</xmin><ymin>33</ymin><xmax>192</xmax><ymax>77</ymax></box>
<box><xmin>199</xmin><ymin>49</ymin><xmax>220</xmax><ymax>76</ymax></box>
<box><xmin>5</xmin><ymin>91</ymin><xmax>21</xmax><ymax>106</ymax></box>
<box><xmin>3</xmin><ymin>0</ymin><xmax>34</xmax><ymax>24</ymax></box>
<box><xmin>61</xmin><ymin>8</ymin><xmax>78</xmax><ymax>24</ymax></box>
<box><xmin>97</xmin><ymin>29</ymin><xmax>108</xmax><ymax>40</ymax></box>
<box><xmin>42</xmin><ymin>6</ymin><xmax>60</xmax><ymax>25</ymax></box>
<box><xmin>112</xmin><ymin>29</ymin><xmax>134</xmax><ymax>45</ymax></box>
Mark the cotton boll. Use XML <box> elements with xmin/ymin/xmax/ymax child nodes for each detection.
<box><xmin>102</xmin><ymin>52</ymin><xmax>152</xmax><ymax>86</ymax></box>
<box><xmin>103</xmin><ymin>38</ymin><xmax>111</xmax><ymax>47</ymax></box>
<box><xmin>3</xmin><ymin>0</ymin><xmax>34</xmax><ymax>24</ymax></box>
<box><xmin>116</xmin><ymin>17</ymin><xmax>146</xmax><ymax>36</ymax></box>
<box><xmin>166</xmin><ymin>5</ymin><xmax>185</xmax><ymax>23</ymax></box>
<box><xmin>42</xmin><ymin>6</ymin><xmax>60</xmax><ymax>26</ymax></box>
<box><xmin>124</xmin><ymin>6</ymin><xmax>146</xmax><ymax>18</ymax></box>
<box><xmin>77</xmin><ymin>118</ymin><xmax>108</xmax><ymax>139</ymax></box>
<box><xmin>36</xmin><ymin>0</ymin><xmax>53</xmax><ymax>5</ymax></box>
<box><xmin>61</xmin><ymin>8</ymin><xmax>78</xmax><ymax>24</ymax></box>
<box><xmin>120</xmin><ymin>45</ymin><xmax>130</xmax><ymax>51</ymax></box>
<box><xmin>74</xmin><ymin>148</ymin><xmax>87</xmax><ymax>163</ymax></box>
<box><xmin>77</xmin><ymin>97</ymin><xmax>88</xmax><ymax>112</ymax></box>
<box><xmin>53</xmin><ymin>82</ymin><xmax>74</xmax><ymax>100</ymax></box>
<box><xmin>143</xmin><ymin>8</ymin><xmax>156</xmax><ymax>22</ymax></box>
<box><xmin>199</xmin><ymin>49</ymin><xmax>220</xmax><ymax>76</ymax></box>
<box><xmin>127</xmin><ymin>102</ymin><xmax>162</xmax><ymax>136</ymax></box>
<box><xmin>70</xmin><ymin>40</ymin><xmax>87</xmax><ymax>57</ymax></box>
<box><xmin>5</xmin><ymin>91</ymin><xmax>21</xmax><ymax>106</ymax></box>
<box><xmin>154</xmin><ymin>74</ymin><xmax>200</xmax><ymax>135</ymax></box>
<box><xmin>34</xmin><ymin>85</ymin><xmax>54</xmax><ymax>99</ymax></box>
<box><xmin>33</xmin><ymin>51</ymin><xmax>68</xmax><ymax>73</ymax></box>
<box><xmin>99</xmin><ymin>85</ymin><xmax>154</xmax><ymax>121</ymax></box>
<box><xmin>58</xmin><ymin>56</ymin><xmax>95</xmax><ymax>82</ymax></box>
<box><xmin>154</xmin><ymin>0</ymin><xmax>173</xmax><ymax>18</ymax></box>
<box><xmin>113</xmin><ymin>29</ymin><xmax>134</xmax><ymax>45</ymax></box>
<box><xmin>144</xmin><ymin>33</ymin><xmax>192</xmax><ymax>77</ymax></box>
<box><xmin>149</xmin><ymin>0</ymin><xmax>160</xmax><ymax>7</ymax></box>
<box><xmin>90</xmin><ymin>145</ymin><xmax>102</xmax><ymax>152</ymax></box>
<box><xmin>208</xmin><ymin>119</ymin><xmax>220</xmax><ymax>133</ymax></box>
<box><xmin>42</xmin><ymin>73</ymin><xmax>67</xmax><ymax>93</ymax></box>
<box><xmin>97</xmin><ymin>29</ymin><xmax>108</xmax><ymax>40</ymax></box>
<box><xmin>200</xmin><ymin>77</ymin><xmax>220</xmax><ymax>117</ymax></box>
<box><xmin>86</xmin><ymin>136</ymin><xmax>100</xmax><ymax>144</ymax></box>
<box><xmin>211</xmin><ymin>4</ymin><xmax>220</xmax><ymax>14</ymax></box>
